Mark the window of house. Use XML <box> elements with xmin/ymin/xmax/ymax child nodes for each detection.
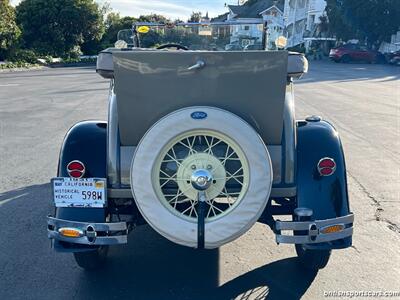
<box><xmin>244</xmin><ymin>26</ymin><xmax>250</xmax><ymax>31</ymax></box>
<box><xmin>308</xmin><ymin>15</ymin><xmax>315</xmax><ymax>29</ymax></box>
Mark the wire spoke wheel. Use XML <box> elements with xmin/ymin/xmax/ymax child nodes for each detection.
<box><xmin>153</xmin><ymin>130</ymin><xmax>249</xmax><ymax>222</ymax></box>
<box><xmin>131</xmin><ymin>107</ymin><xmax>272</xmax><ymax>248</ymax></box>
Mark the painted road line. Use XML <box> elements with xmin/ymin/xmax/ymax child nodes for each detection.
<box><xmin>0</xmin><ymin>193</ymin><xmax>29</xmax><ymax>207</ymax></box>
<box><xmin>0</xmin><ymin>84</ymin><xmax>20</xmax><ymax>87</ymax></box>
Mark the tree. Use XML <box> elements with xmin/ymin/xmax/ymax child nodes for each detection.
<box><xmin>0</xmin><ymin>0</ymin><xmax>21</xmax><ymax>60</ymax></box>
<box><xmin>16</xmin><ymin>0</ymin><xmax>105</xmax><ymax>57</ymax></box>
<box><xmin>325</xmin><ymin>0</ymin><xmax>353</xmax><ymax>42</ymax></box>
<box><xmin>326</xmin><ymin>0</ymin><xmax>400</xmax><ymax>46</ymax></box>
<box><xmin>101</xmin><ymin>14</ymin><xmax>173</xmax><ymax>49</ymax></box>
<box><xmin>104</xmin><ymin>12</ymin><xmax>121</xmax><ymax>29</ymax></box>
<box><xmin>81</xmin><ymin>2</ymin><xmax>111</xmax><ymax>54</ymax></box>
<box><xmin>101</xmin><ymin>14</ymin><xmax>137</xmax><ymax>48</ymax></box>
<box><xmin>137</xmin><ymin>14</ymin><xmax>170</xmax><ymax>23</ymax></box>
<box><xmin>188</xmin><ymin>12</ymin><xmax>202</xmax><ymax>23</ymax></box>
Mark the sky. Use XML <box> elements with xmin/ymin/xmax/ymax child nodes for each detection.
<box><xmin>11</xmin><ymin>0</ymin><xmax>241</xmax><ymax>20</ymax></box>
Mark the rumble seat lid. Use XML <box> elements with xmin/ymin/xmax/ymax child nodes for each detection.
<box><xmin>112</xmin><ymin>50</ymin><xmax>288</xmax><ymax>146</ymax></box>
<box><xmin>97</xmin><ymin>48</ymin><xmax>307</xmax><ymax>78</ymax></box>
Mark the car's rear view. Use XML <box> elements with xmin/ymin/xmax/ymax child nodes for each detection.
<box><xmin>329</xmin><ymin>47</ymin><xmax>342</xmax><ymax>62</ymax></box>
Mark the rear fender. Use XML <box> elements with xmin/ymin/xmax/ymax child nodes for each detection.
<box><xmin>296</xmin><ymin>120</ymin><xmax>352</xmax><ymax>249</ymax></box>
<box><xmin>54</xmin><ymin>121</ymin><xmax>107</xmax><ymax>251</ymax></box>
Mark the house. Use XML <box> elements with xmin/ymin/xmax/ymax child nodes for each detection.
<box><xmin>379</xmin><ymin>31</ymin><xmax>400</xmax><ymax>53</ymax></box>
<box><xmin>226</xmin><ymin>0</ymin><xmax>285</xmax><ymax>49</ymax></box>
<box><xmin>222</xmin><ymin>0</ymin><xmax>328</xmax><ymax>49</ymax></box>
<box><xmin>283</xmin><ymin>0</ymin><xmax>328</xmax><ymax>48</ymax></box>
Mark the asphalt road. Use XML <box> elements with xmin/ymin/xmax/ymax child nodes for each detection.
<box><xmin>0</xmin><ymin>61</ymin><xmax>399</xmax><ymax>300</ymax></box>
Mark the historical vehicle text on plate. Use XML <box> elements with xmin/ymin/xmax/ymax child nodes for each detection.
<box><xmin>52</xmin><ymin>178</ymin><xmax>107</xmax><ymax>208</ymax></box>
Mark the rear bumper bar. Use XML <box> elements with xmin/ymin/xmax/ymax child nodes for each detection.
<box><xmin>47</xmin><ymin>216</ymin><xmax>128</xmax><ymax>246</ymax></box>
<box><xmin>274</xmin><ymin>213</ymin><xmax>354</xmax><ymax>244</ymax></box>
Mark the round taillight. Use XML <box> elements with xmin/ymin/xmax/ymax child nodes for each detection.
<box><xmin>317</xmin><ymin>158</ymin><xmax>336</xmax><ymax>177</ymax></box>
<box><xmin>67</xmin><ymin>160</ymin><xmax>85</xmax><ymax>178</ymax></box>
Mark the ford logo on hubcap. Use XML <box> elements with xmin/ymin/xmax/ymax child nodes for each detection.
<box><xmin>191</xmin><ymin>111</ymin><xmax>207</xmax><ymax>120</ymax></box>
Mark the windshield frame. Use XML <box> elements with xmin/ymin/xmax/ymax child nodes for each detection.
<box><xmin>128</xmin><ymin>21</ymin><xmax>268</xmax><ymax>50</ymax></box>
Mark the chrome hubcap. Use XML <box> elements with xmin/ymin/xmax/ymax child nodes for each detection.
<box><xmin>191</xmin><ymin>169</ymin><xmax>213</xmax><ymax>191</ymax></box>
<box><xmin>176</xmin><ymin>152</ymin><xmax>226</xmax><ymax>201</ymax></box>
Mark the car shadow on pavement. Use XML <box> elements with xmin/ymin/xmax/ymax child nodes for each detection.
<box><xmin>74</xmin><ymin>227</ymin><xmax>220</xmax><ymax>300</ymax></box>
<box><xmin>74</xmin><ymin>227</ymin><xmax>317</xmax><ymax>300</ymax></box>
<box><xmin>0</xmin><ymin>184</ymin><xmax>317</xmax><ymax>300</ymax></box>
<box><xmin>217</xmin><ymin>258</ymin><xmax>317</xmax><ymax>300</ymax></box>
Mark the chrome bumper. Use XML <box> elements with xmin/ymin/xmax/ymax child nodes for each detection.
<box><xmin>275</xmin><ymin>213</ymin><xmax>354</xmax><ymax>244</ymax></box>
<box><xmin>47</xmin><ymin>216</ymin><xmax>128</xmax><ymax>246</ymax></box>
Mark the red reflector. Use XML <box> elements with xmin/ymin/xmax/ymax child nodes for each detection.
<box><xmin>318</xmin><ymin>159</ymin><xmax>336</xmax><ymax>169</ymax></box>
<box><xmin>317</xmin><ymin>158</ymin><xmax>336</xmax><ymax>176</ymax></box>
<box><xmin>67</xmin><ymin>160</ymin><xmax>85</xmax><ymax>178</ymax></box>
<box><xmin>67</xmin><ymin>162</ymin><xmax>84</xmax><ymax>171</ymax></box>
<box><xmin>320</xmin><ymin>167</ymin><xmax>334</xmax><ymax>176</ymax></box>
<box><xmin>69</xmin><ymin>170</ymin><xmax>83</xmax><ymax>178</ymax></box>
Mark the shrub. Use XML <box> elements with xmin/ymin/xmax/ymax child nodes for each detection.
<box><xmin>81</xmin><ymin>57</ymin><xmax>97</xmax><ymax>63</ymax></box>
<box><xmin>9</xmin><ymin>49</ymin><xmax>38</xmax><ymax>63</ymax></box>
<box><xmin>60</xmin><ymin>56</ymin><xmax>97</xmax><ymax>64</ymax></box>
<box><xmin>62</xmin><ymin>46</ymin><xmax>82</xmax><ymax>60</ymax></box>
<box><xmin>0</xmin><ymin>61</ymin><xmax>38</xmax><ymax>69</ymax></box>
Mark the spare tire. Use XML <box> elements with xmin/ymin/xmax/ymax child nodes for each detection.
<box><xmin>131</xmin><ymin>107</ymin><xmax>273</xmax><ymax>249</ymax></box>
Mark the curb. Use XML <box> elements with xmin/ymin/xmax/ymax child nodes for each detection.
<box><xmin>49</xmin><ymin>62</ymin><xmax>96</xmax><ymax>68</ymax></box>
<box><xmin>0</xmin><ymin>66</ymin><xmax>45</xmax><ymax>73</ymax></box>
<box><xmin>0</xmin><ymin>62</ymin><xmax>96</xmax><ymax>73</ymax></box>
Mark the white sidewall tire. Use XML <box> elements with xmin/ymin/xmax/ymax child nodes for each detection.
<box><xmin>131</xmin><ymin>107</ymin><xmax>273</xmax><ymax>249</ymax></box>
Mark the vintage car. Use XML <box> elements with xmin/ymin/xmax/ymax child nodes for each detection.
<box><xmin>47</xmin><ymin>21</ymin><xmax>354</xmax><ymax>271</ymax></box>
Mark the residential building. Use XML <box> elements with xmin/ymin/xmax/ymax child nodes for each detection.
<box><xmin>283</xmin><ymin>0</ymin><xmax>328</xmax><ymax>47</ymax></box>
<box><xmin>221</xmin><ymin>0</ymin><xmax>328</xmax><ymax>49</ymax></box>
<box><xmin>379</xmin><ymin>31</ymin><xmax>400</xmax><ymax>53</ymax></box>
<box><xmin>226</xmin><ymin>0</ymin><xmax>285</xmax><ymax>49</ymax></box>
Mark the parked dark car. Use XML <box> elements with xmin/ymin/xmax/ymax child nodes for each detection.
<box><xmin>329</xmin><ymin>44</ymin><xmax>385</xmax><ymax>63</ymax></box>
<box><xmin>386</xmin><ymin>50</ymin><xmax>400</xmax><ymax>65</ymax></box>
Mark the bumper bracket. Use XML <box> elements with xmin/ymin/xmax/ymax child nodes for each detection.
<box><xmin>275</xmin><ymin>213</ymin><xmax>354</xmax><ymax>244</ymax></box>
<box><xmin>47</xmin><ymin>216</ymin><xmax>128</xmax><ymax>246</ymax></box>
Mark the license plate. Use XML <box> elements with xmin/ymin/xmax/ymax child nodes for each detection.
<box><xmin>52</xmin><ymin>178</ymin><xmax>107</xmax><ymax>208</ymax></box>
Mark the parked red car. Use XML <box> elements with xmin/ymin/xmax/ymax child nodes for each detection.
<box><xmin>329</xmin><ymin>44</ymin><xmax>385</xmax><ymax>63</ymax></box>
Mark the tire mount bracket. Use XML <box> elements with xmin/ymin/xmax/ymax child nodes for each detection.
<box><xmin>197</xmin><ymin>191</ymin><xmax>207</xmax><ymax>249</ymax></box>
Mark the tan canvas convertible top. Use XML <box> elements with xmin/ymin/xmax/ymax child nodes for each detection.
<box><xmin>108</xmin><ymin>50</ymin><xmax>289</xmax><ymax>146</ymax></box>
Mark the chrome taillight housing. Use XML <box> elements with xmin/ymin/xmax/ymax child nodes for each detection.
<box><xmin>67</xmin><ymin>160</ymin><xmax>85</xmax><ymax>178</ymax></box>
<box><xmin>317</xmin><ymin>158</ymin><xmax>336</xmax><ymax>176</ymax></box>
